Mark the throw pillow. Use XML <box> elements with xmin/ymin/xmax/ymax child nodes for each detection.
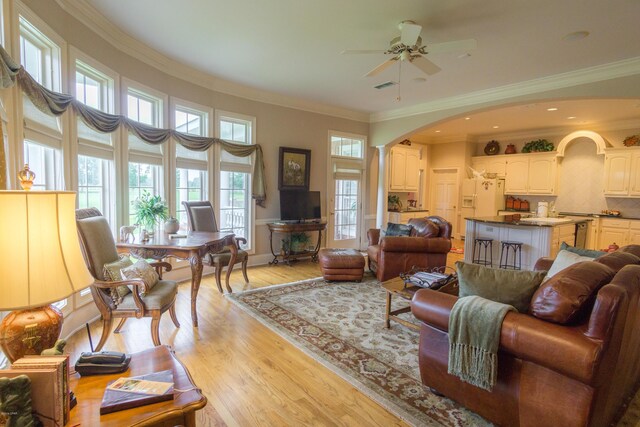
<box><xmin>409</xmin><ymin>218</ymin><xmax>440</xmax><ymax>238</ymax></box>
<box><xmin>455</xmin><ymin>261</ymin><xmax>546</xmax><ymax>313</ymax></box>
<box><xmin>121</xmin><ymin>259</ymin><xmax>160</xmax><ymax>296</ymax></box>
<box><xmin>560</xmin><ymin>242</ymin><xmax>606</xmax><ymax>259</ymax></box>
<box><xmin>102</xmin><ymin>255</ymin><xmax>133</xmax><ymax>301</ymax></box>
<box><xmin>385</xmin><ymin>222</ymin><xmax>412</xmax><ymax>237</ymax></box>
<box><xmin>545</xmin><ymin>250</ymin><xmax>595</xmax><ymax>280</ymax></box>
<box><xmin>530</xmin><ymin>261</ymin><xmax>615</xmax><ymax>324</ymax></box>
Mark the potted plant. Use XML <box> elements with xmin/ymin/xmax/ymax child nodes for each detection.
<box><xmin>388</xmin><ymin>195</ymin><xmax>402</xmax><ymax>211</ymax></box>
<box><xmin>522</xmin><ymin>139</ymin><xmax>554</xmax><ymax>153</ymax></box>
<box><xmin>134</xmin><ymin>191</ymin><xmax>169</xmax><ymax>234</ymax></box>
<box><xmin>289</xmin><ymin>232</ymin><xmax>311</xmax><ymax>253</ymax></box>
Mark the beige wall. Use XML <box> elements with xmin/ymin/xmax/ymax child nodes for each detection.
<box><xmin>23</xmin><ymin>0</ymin><xmax>370</xmax><ymax>257</ymax></box>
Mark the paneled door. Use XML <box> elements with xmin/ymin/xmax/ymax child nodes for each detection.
<box><xmin>430</xmin><ymin>168</ymin><xmax>459</xmax><ymax>236</ymax></box>
<box><xmin>328</xmin><ymin>178</ymin><xmax>362</xmax><ymax>249</ymax></box>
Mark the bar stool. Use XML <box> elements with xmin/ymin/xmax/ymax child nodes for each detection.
<box><xmin>499</xmin><ymin>241</ymin><xmax>523</xmax><ymax>270</ymax></box>
<box><xmin>472</xmin><ymin>238</ymin><xmax>494</xmax><ymax>267</ymax></box>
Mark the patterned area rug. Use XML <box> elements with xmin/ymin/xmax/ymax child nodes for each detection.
<box><xmin>226</xmin><ymin>277</ymin><xmax>640</xmax><ymax>427</ymax></box>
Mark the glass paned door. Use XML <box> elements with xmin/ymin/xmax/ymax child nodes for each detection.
<box><xmin>329</xmin><ymin>178</ymin><xmax>361</xmax><ymax>249</ymax></box>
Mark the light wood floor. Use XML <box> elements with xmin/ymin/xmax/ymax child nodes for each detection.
<box><xmin>65</xmin><ymin>242</ymin><xmax>465</xmax><ymax>426</ymax></box>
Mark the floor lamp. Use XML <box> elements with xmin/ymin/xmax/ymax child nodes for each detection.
<box><xmin>0</xmin><ymin>191</ymin><xmax>93</xmax><ymax>363</ymax></box>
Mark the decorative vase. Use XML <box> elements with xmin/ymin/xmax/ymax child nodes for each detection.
<box><xmin>505</xmin><ymin>144</ymin><xmax>516</xmax><ymax>154</ymax></box>
<box><xmin>164</xmin><ymin>217</ymin><xmax>180</xmax><ymax>234</ymax></box>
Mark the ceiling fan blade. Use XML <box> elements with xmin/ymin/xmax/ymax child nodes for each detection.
<box><xmin>365</xmin><ymin>58</ymin><xmax>398</xmax><ymax>77</ymax></box>
<box><xmin>400</xmin><ymin>21</ymin><xmax>422</xmax><ymax>46</ymax></box>
<box><xmin>425</xmin><ymin>38</ymin><xmax>477</xmax><ymax>54</ymax></box>
<box><xmin>410</xmin><ymin>56</ymin><xmax>441</xmax><ymax>76</ymax></box>
<box><xmin>341</xmin><ymin>49</ymin><xmax>386</xmax><ymax>55</ymax></box>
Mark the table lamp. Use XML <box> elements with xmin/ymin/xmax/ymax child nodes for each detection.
<box><xmin>0</xmin><ymin>191</ymin><xmax>93</xmax><ymax>362</ymax></box>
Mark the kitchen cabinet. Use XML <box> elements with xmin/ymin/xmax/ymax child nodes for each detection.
<box><xmin>550</xmin><ymin>223</ymin><xmax>577</xmax><ymax>258</ymax></box>
<box><xmin>388</xmin><ymin>210</ymin><xmax>428</xmax><ymax>224</ymax></box>
<box><xmin>471</xmin><ymin>156</ymin><xmax>507</xmax><ymax>177</ymax></box>
<box><xmin>603</xmin><ymin>148</ymin><xmax>640</xmax><ymax>197</ymax></box>
<box><xmin>389</xmin><ymin>146</ymin><xmax>421</xmax><ymax>191</ymax></box>
<box><xmin>597</xmin><ymin>218</ymin><xmax>640</xmax><ymax>248</ymax></box>
<box><xmin>504</xmin><ymin>153</ymin><xmax>558</xmax><ymax>195</ymax></box>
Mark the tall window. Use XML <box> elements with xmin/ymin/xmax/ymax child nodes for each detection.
<box><xmin>217</xmin><ymin>112</ymin><xmax>254</xmax><ymax>250</ymax></box>
<box><xmin>174</xmin><ymin>104</ymin><xmax>209</xmax><ymax>228</ymax></box>
<box><xmin>126</xmin><ymin>84</ymin><xmax>165</xmax><ymax>225</ymax></box>
<box><xmin>331</xmin><ymin>135</ymin><xmax>364</xmax><ymax>159</ymax></box>
<box><xmin>77</xmin><ymin>155</ymin><xmax>111</xmax><ymax>212</ymax></box>
<box><xmin>23</xmin><ymin>140</ymin><xmax>61</xmax><ymax>190</ymax></box>
<box><xmin>19</xmin><ymin>16</ymin><xmax>61</xmax><ymax>91</ymax></box>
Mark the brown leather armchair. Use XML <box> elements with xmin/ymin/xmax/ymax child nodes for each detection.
<box><xmin>367</xmin><ymin>216</ymin><xmax>452</xmax><ymax>282</ymax></box>
<box><xmin>411</xmin><ymin>246</ymin><xmax>640</xmax><ymax>427</ymax></box>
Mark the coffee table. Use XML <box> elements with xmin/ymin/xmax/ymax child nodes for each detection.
<box><xmin>382</xmin><ymin>276</ymin><xmax>458</xmax><ymax>330</ymax></box>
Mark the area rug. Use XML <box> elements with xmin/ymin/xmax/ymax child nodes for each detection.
<box><xmin>226</xmin><ymin>276</ymin><xmax>640</xmax><ymax>427</ymax></box>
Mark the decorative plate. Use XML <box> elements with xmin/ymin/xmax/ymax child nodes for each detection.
<box><xmin>484</xmin><ymin>140</ymin><xmax>500</xmax><ymax>155</ymax></box>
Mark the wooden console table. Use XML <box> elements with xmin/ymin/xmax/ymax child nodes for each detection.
<box><xmin>267</xmin><ymin>221</ymin><xmax>327</xmax><ymax>265</ymax></box>
<box><xmin>69</xmin><ymin>345</ymin><xmax>207</xmax><ymax>426</ymax></box>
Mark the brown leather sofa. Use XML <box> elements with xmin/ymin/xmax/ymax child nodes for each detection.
<box><xmin>411</xmin><ymin>245</ymin><xmax>640</xmax><ymax>427</ymax></box>
<box><xmin>367</xmin><ymin>216</ymin><xmax>452</xmax><ymax>282</ymax></box>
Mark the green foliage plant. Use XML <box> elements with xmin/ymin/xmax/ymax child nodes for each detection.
<box><xmin>134</xmin><ymin>191</ymin><xmax>169</xmax><ymax>231</ymax></box>
<box><xmin>521</xmin><ymin>139</ymin><xmax>554</xmax><ymax>153</ymax></box>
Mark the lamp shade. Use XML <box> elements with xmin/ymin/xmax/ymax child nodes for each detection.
<box><xmin>0</xmin><ymin>191</ymin><xmax>93</xmax><ymax>310</ymax></box>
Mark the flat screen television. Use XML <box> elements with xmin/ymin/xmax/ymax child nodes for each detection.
<box><xmin>280</xmin><ymin>190</ymin><xmax>321</xmax><ymax>222</ymax></box>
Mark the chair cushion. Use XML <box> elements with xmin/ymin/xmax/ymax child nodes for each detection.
<box><xmin>117</xmin><ymin>280</ymin><xmax>178</xmax><ymax>310</ymax></box>
<box><xmin>191</xmin><ymin>206</ymin><xmax>217</xmax><ymax>232</ymax></box>
<box><xmin>545</xmin><ymin>250</ymin><xmax>595</xmax><ymax>280</ymax></box>
<box><xmin>595</xmin><ymin>251</ymin><xmax>640</xmax><ymax>273</ymax></box>
<box><xmin>529</xmin><ymin>261</ymin><xmax>615</xmax><ymax>324</ymax></box>
<box><xmin>386</xmin><ymin>222</ymin><xmax>412</xmax><ymax>236</ymax></box>
<box><xmin>76</xmin><ymin>216</ymin><xmax>119</xmax><ymax>281</ymax></box>
<box><xmin>409</xmin><ymin>218</ymin><xmax>440</xmax><ymax>238</ymax></box>
<box><xmin>559</xmin><ymin>242</ymin><xmax>606</xmax><ymax>259</ymax></box>
<box><xmin>619</xmin><ymin>244</ymin><xmax>640</xmax><ymax>258</ymax></box>
<box><xmin>208</xmin><ymin>249</ymin><xmax>248</xmax><ymax>266</ymax></box>
<box><xmin>103</xmin><ymin>255</ymin><xmax>133</xmax><ymax>301</ymax></box>
<box><xmin>456</xmin><ymin>261</ymin><xmax>546</xmax><ymax>313</ymax></box>
<box><xmin>121</xmin><ymin>259</ymin><xmax>160</xmax><ymax>296</ymax></box>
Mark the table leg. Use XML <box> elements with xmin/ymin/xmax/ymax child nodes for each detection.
<box><xmin>385</xmin><ymin>292</ymin><xmax>392</xmax><ymax>329</ymax></box>
<box><xmin>225</xmin><ymin>237</ymin><xmax>238</xmax><ymax>293</ymax></box>
<box><xmin>188</xmin><ymin>252</ymin><xmax>204</xmax><ymax>327</ymax></box>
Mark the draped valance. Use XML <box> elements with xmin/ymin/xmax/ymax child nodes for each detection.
<box><xmin>0</xmin><ymin>44</ymin><xmax>266</xmax><ymax>206</ymax></box>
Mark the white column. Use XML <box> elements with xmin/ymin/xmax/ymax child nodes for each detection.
<box><xmin>376</xmin><ymin>145</ymin><xmax>389</xmax><ymax>228</ymax></box>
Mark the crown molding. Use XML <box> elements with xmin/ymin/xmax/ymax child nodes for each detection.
<box><xmin>370</xmin><ymin>57</ymin><xmax>640</xmax><ymax>123</ymax></box>
<box><xmin>54</xmin><ymin>0</ymin><xmax>369</xmax><ymax>123</ymax></box>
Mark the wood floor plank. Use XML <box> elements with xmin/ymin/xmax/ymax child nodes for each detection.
<box><xmin>65</xmin><ymin>243</ymin><xmax>465</xmax><ymax>426</ymax></box>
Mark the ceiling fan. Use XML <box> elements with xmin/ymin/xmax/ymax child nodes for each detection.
<box><xmin>342</xmin><ymin>20</ymin><xmax>477</xmax><ymax>77</ymax></box>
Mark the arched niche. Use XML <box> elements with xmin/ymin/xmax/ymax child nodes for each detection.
<box><xmin>556</xmin><ymin>131</ymin><xmax>608</xmax><ymax>158</ymax></box>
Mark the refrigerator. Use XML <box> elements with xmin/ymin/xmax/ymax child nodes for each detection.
<box><xmin>460</xmin><ymin>178</ymin><xmax>505</xmax><ymax>238</ymax></box>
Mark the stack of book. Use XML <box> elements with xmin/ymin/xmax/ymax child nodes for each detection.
<box><xmin>7</xmin><ymin>355</ymin><xmax>70</xmax><ymax>427</ymax></box>
<box><xmin>100</xmin><ymin>369</ymin><xmax>174</xmax><ymax>415</ymax></box>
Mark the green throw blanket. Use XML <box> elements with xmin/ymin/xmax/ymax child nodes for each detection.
<box><xmin>448</xmin><ymin>295</ymin><xmax>515</xmax><ymax>391</ymax></box>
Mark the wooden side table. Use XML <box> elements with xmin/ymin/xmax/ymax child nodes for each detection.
<box><xmin>69</xmin><ymin>346</ymin><xmax>207</xmax><ymax>426</ymax></box>
<box><xmin>267</xmin><ymin>221</ymin><xmax>327</xmax><ymax>265</ymax></box>
<box><xmin>382</xmin><ymin>276</ymin><xmax>458</xmax><ymax>331</ymax></box>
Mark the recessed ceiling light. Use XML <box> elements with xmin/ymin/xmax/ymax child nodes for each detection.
<box><xmin>567</xmin><ymin>116</ymin><xmax>576</xmax><ymax>120</ymax></box>
<box><xmin>547</xmin><ymin>107</ymin><xmax>558</xmax><ymax>111</ymax></box>
<box><xmin>492</xmin><ymin>125</ymin><xmax>499</xmax><ymax>129</ymax></box>
<box><xmin>435</xmin><ymin>130</ymin><xmax>441</xmax><ymax>133</ymax></box>
<box><xmin>464</xmin><ymin>117</ymin><xmax>471</xmax><ymax>120</ymax></box>
<box><xmin>413</xmin><ymin>77</ymin><xmax>427</xmax><ymax>83</ymax></box>
<box><xmin>458</xmin><ymin>53</ymin><xmax>471</xmax><ymax>59</ymax></box>
<box><xmin>563</xmin><ymin>31</ymin><xmax>590</xmax><ymax>41</ymax></box>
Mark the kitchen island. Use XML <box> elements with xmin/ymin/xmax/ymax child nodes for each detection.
<box><xmin>463</xmin><ymin>215</ymin><xmax>591</xmax><ymax>270</ymax></box>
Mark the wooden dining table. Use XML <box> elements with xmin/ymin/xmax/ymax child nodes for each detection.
<box><xmin>116</xmin><ymin>231</ymin><xmax>237</xmax><ymax>327</ymax></box>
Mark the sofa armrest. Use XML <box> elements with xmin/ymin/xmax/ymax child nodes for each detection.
<box><xmin>534</xmin><ymin>257</ymin><xmax>554</xmax><ymax>271</ymax></box>
<box><xmin>381</xmin><ymin>236</ymin><xmax>451</xmax><ymax>254</ymax></box>
<box><xmin>411</xmin><ymin>289</ymin><xmax>603</xmax><ymax>385</ymax></box>
<box><xmin>367</xmin><ymin>228</ymin><xmax>380</xmax><ymax>246</ymax></box>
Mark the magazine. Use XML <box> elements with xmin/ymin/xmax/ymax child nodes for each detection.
<box><xmin>107</xmin><ymin>377</ymin><xmax>173</xmax><ymax>396</ymax></box>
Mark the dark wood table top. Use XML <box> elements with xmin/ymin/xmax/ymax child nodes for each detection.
<box><xmin>69</xmin><ymin>345</ymin><xmax>207</xmax><ymax>426</ymax></box>
<box><xmin>116</xmin><ymin>231</ymin><xmax>235</xmax><ymax>250</ymax></box>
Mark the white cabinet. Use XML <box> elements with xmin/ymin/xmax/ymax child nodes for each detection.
<box><xmin>597</xmin><ymin>218</ymin><xmax>640</xmax><ymax>248</ymax></box>
<box><xmin>389</xmin><ymin>146</ymin><xmax>421</xmax><ymax>192</ymax></box>
<box><xmin>388</xmin><ymin>211</ymin><xmax>428</xmax><ymax>224</ymax></box>
<box><xmin>603</xmin><ymin>148</ymin><xmax>640</xmax><ymax>197</ymax></box>
<box><xmin>504</xmin><ymin>153</ymin><xmax>558</xmax><ymax>195</ymax></box>
<box><xmin>471</xmin><ymin>156</ymin><xmax>507</xmax><ymax>177</ymax></box>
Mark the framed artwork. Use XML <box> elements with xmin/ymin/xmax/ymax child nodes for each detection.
<box><xmin>278</xmin><ymin>147</ymin><xmax>311</xmax><ymax>191</ymax></box>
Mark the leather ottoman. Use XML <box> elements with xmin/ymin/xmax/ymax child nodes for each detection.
<box><xmin>318</xmin><ymin>248</ymin><xmax>365</xmax><ymax>281</ymax></box>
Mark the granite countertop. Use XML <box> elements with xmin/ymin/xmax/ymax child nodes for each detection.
<box><xmin>388</xmin><ymin>209</ymin><xmax>429</xmax><ymax>213</ymax></box>
<box><xmin>559</xmin><ymin>211</ymin><xmax>640</xmax><ymax>220</ymax></box>
<box><xmin>467</xmin><ymin>215</ymin><xmax>591</xmax><ymax>227</ymax></box>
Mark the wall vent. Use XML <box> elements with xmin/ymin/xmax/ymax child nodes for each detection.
<box><xmin>374</xmin><ymin>81</ymin><xmax>397</xmax><ymax>90</ymax></box>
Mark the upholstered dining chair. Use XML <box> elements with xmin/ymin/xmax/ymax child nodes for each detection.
<box><xmin>75</xmin><ymin>208</ymin><xmax>180</xmax><ymax>351</ymax></box>
<box><xmin>182</xmin><ymin>201</ymin><xmax>250</xmax><ymax>292</ymax></box>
